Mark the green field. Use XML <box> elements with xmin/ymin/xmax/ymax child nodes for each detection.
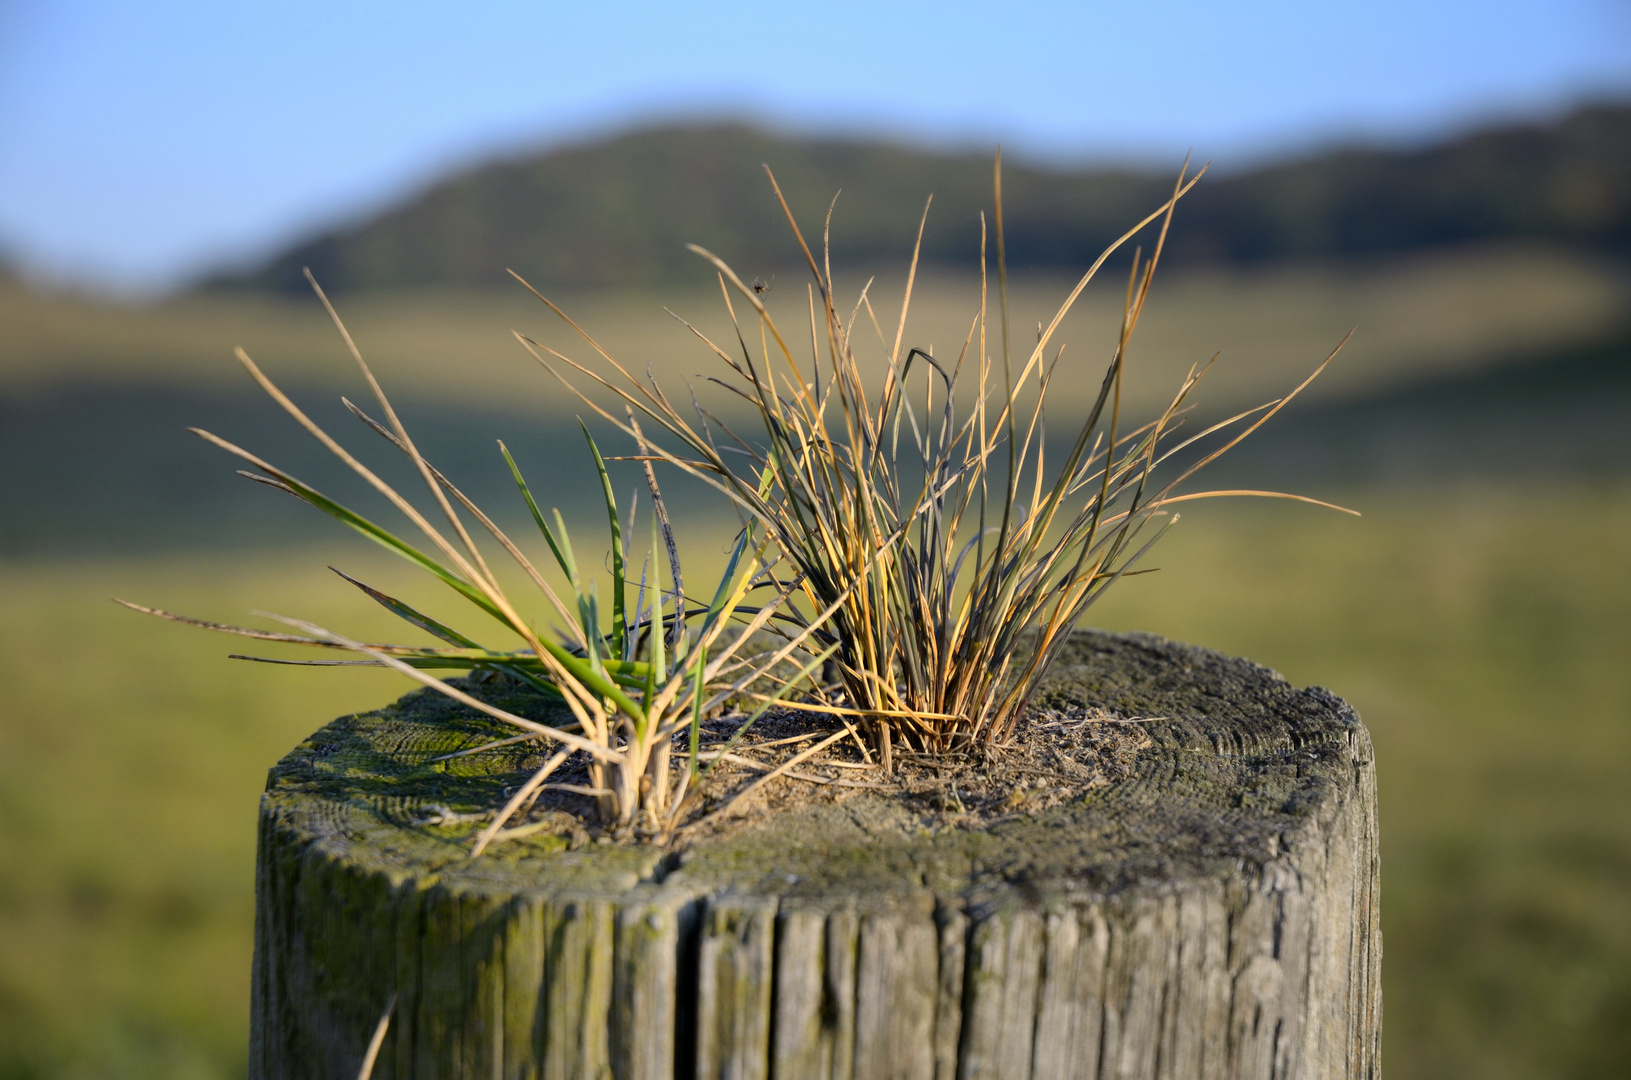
<box><xmin>2</xmin><ymin>247</ymin><xmax>1629</xmax><ymax>1077</ymax></box>
<box><xmin>1</xmin><ymin>484</ymin><xmax>1628</xmax><ymax>1078</ymax></box>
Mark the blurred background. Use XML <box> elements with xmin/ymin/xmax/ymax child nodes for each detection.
<box><xmin>2</xmin><ymin>1</ymin><xmax>1628</xmax><ymax>1076</ymax></box>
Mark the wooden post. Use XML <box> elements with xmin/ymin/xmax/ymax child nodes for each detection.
<box><xmin>250</xmin><ymin>631</ymin><xmax>1380</xmax><ymax>1079</ymax></box>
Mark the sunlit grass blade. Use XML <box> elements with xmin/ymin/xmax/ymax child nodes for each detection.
<box><xmin>500</xmin><ymin>441</ymin><xmax>579</xmax><ymax>585</ymax></box>
<box><xmin>327</xmin><ymin>567</ymin><xmax>484</xmax><ymax>648</ymax></box>
<box><xmin>468</xmin><ymin>748</ymin><xmax>572</xmax><ymax>858</ymax></box>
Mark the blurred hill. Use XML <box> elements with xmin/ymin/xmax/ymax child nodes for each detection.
<box><xmin>5</xmin><ymin>318</ymin><xmax>1626</xmax><ymax>557</ymax></box>
<box><xmin>203</xmin><ymin>103</ymin><xmax>1631</xmax><ymax>294</ymax></box>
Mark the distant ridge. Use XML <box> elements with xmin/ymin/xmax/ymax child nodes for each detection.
<box><xmin>7</xmin><ymin>323</ymin><xmax>1627</xmax><ymax>555</ymax></box>
<box><xmin>204</xmin><ymin>103</ymin><xmax>1631</xmax><ymax>295</ymax></box>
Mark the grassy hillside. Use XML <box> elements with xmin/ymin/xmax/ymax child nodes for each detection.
<box><xmin>1199</xmin><ymin>324</ymin><xmax>1631</xmax><ymax>488</ymax></box>
<box><xmin>2</xmin><ymin>485</ymin><xmax>1628</xmax><ymax>1078</ymax></box>
<box><xmin>199</xmin><ymin>104</ymin><xmax>1631</xmax><ymax>294</ymax></box>
<box><xmin>14</xmin><ymin>244</ymin><xmax>1621</xmax><ymax>410</ymax></box>
<box><xmin>3</xmin><ymin>244</ymin><xmax>1624</xmax><ymax>555</ymax></box>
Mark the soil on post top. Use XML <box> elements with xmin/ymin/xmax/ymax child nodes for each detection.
<box><xmin>452</xmin><ymin>667</ymin><xmax>1154</xmax><ymax>851</ymax></box>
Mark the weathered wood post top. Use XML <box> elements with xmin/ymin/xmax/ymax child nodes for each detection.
<box><xmin>251</xmin><ymin>630</ymin><xmax>1380</xmax><ymax>1079</ymax></box>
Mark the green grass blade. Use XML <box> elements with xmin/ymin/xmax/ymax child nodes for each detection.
<box><xmin>550</xmin><ymin>508</ymin><xmax>580</xmax><ymax>586</ymax></box>
<box><xmin>695</xmin><ymin>525</ymin><xmax>755</xmax><ymax>642</ymax></box>
<box><xmin>194</xmin><ymin>430</ymin><xmax>510</xmax><ymax>625</ymax></box>
<box><xmin>328</xmin><ymin>567</ymin><xmax>484</xmax><ymax>649</ymax></box>
<box><xmin>580</xmin><ymin>421</ymin><xmax>628</xmax><ymax>659</ymax></box>
<box><xmin>687</xmin><ymin>644</ymin><xmax>707</xmax><ymax>779</ymax></box>
<box><xmin>584</xmin><ymin>588</ymin><xmax>604</xmax><ymax>675</ymax></box>
<box><xmin>498</xmin><ymin>441</ymin><xmax>579</xmax><ymax>585</ymax></box>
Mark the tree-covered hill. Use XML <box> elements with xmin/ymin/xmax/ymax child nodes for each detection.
<box><xmin>205</xmin><ymin>102</ymin><xmax>1630</xmax><ymax>295</ymax></box>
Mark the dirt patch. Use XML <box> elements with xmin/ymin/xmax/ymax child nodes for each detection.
<box><xmin>491</xmin><ymin>698</ymin><xmax>1153</xmax><ymax>848</ymax></box>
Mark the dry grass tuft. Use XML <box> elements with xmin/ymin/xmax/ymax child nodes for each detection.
<box><xmin>520</xmin><ymin>153</ymin><xmax>1353</xmax><ymax>766</ymax></box>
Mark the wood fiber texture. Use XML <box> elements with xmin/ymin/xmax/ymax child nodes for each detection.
<box><xmin>250</xmin><ymin>631</ymin><xmax>1381</xmax><ymax>1079</ymax></box>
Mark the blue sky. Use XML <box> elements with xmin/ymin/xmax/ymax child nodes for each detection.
<box><xmin>1</xmin><ymin>0</ymin><xmax>1626</xmax><ymax>295</ymax></box>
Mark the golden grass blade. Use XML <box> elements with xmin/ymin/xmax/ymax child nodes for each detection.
<box><xmin>342</xmin><ymin>398</ymin><xmax>588</xmax><ymax>646</ymax></box>
<box><xmin>684</xmin><ymin>244</ymin><xmax>807</xmax><ymax>387</ymax></box>
<box><xmin>114</xmin><ymin>599</ymin><xmax>340</xmax><ymax>646</ymax></box>
<box><xmin>761</xmin><ymin>163</ymin><xmax>830</xmax><ymax>302</ymax></box>
<box><xmin>1005</xmin><ymin>164</ymin><xmax>1208</xmax><ymax>411</ymax></box>
<box><xmin>190</xmin><ymin>427</ymin><xmax>514</xmax><ymax>624</ymax></box>
<box><xmin>303</xmin><ymin>270</ymin><xmax>498</xmax><ymax>591</ymax></box>
<box><xmin>1151</xmin><ymin>490</ymin><xmax>1361</xmax><ymax>516</ymax></box>
<box><xmin>1164</xmin><ymin>329</ymin><xmax>1355</xmax><ymax>492</ymax></box>
<box><xmin>355</xmin><ymin>992</ymin><xmax>395</xmax><ymax>1080</ymax></box>
<box><xmin>229</xmin><ymin>348</ymin><xmax>490</xmax><ymax>597</ymax></box>
<box><xmin>431</xmin><ymin>731</ymin><xmax>548</xmax><ymax>762</ymax></box>
<box><xmin>513</xmin><ymin>336</ymin><xmax>756</xmax><ymax>510</ymax></box>
<box><xmin>628</xmin><ymin>409</ymin><xmax>685</xmax><ymax>647</ymax></box>
<box><xmin>729</xmin><ymin>696</ymin><xmax>959</xmax><ymax>720</ymax></box>
<box><xmin>888</xmin><ymin>195</ymin><xmax>932</xmax><ymax>370</ymax></box>
<box><xmin>507</xmin><ymin>268</ymin><xmax>655</xmax><ymax>388</ymax></box>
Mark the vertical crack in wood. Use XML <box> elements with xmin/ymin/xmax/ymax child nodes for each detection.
<box><xmin>614</xmin><ymin>892</ymin><xmax>683</xmax><ymax>1080</ymax></box>
<box><xmin>931</xmin><ymin>905</ymin><xmax>967</xmax><ymax>1080</ymax></box>
<box><xmin>542</xmin><ymin>895</ymin><xmax>614</xmax><ymax>1078</ymax></box>
<box><xmin>694</xmin><ymin>894</ymin><xmax>775</xmax><ymax>1079</ymax></box>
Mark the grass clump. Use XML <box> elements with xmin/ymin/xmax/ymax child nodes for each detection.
<box><xmin>519</xmin><ymin>154</ymin><xmax>1352</xmax><ymax>766</ymax></box>
<box><xmin>121</xmin><ymin>273</ymin><xmax>836</xmax><ymax>844</ymax></box>
<box><xmin>123</xmin><ymin>152</ymin><xmax>1349</xmax><ymax>844</ymax></box>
